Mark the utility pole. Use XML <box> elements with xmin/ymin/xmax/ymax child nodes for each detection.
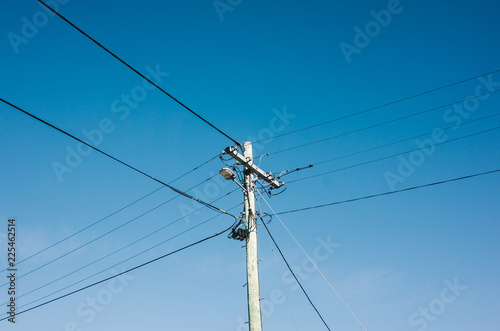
<box><xmin>221</xmin><ymin>142</ymin><xmax>283</xmax><ymax>331</ymax></box>
<box><xmin>243</xmin><ymin>141</ymin><xmax>262</xmax><ymax>331</ymax></box>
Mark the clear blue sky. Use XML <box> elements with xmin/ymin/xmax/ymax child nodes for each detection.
<box><xmin>1</xmin><ymin>0</ymin><xmax>499</xmax><ymax>330</ymax></box>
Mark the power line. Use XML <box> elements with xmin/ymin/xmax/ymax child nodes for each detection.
<box><xmin>314</xmin><ymin>112</ymin><xmax>500</xmax><ymax>166</ymax></box>
<box><xmin>0</xmin><ymin>214</ymin><xmax>238</xmax><ymax>322</ymax></box>
<box><xmin>169</xmin><ymin>154</ymin><xmax>220</xmax><ymax>182</ymax></box>
<box><xmin>4</xmin><ymin>198</ymin><xmax>241</xmax><ymax>310</ymax></box>
<box><xmin>257</xmin><ymin>190</ymin><xmax>367</xmax><ymax>331</ymax></box>
<box><xmin>270</xmin><ymin>90</ymin><xmax>500</xmax><ymax>156</ymax></box>
<box><xmin>259</xmin><ymin>201</ymin><xmax>300</xmax><ymax>331</ymax></box>
<box><xmin>0</xmin><ymin>154</ymin><xmax>219</xmax><ymax>274</ymax></box>
<box><xmin>288</xmin><ymin>125</ymin><xmax>500</xmax><ymax>184</ymax></box>
<box><xmin>261</xmin><ymin>220</ymin><xmax>332</xmax><ymax>330</ymax></box>
<box><xmin>0</xmin><ymin>98</ymin><xmax>231</xmax><ymax>217</ymax></box>
<box><xmin>0</xmin><ymin>174</ymin><xmax>223</xmax><ymax>287</ymax></box>
<box><xmin>278</xmin><ymin>111</ymin><xmax>500</xmax><ymax>179</ymax></box>
<box><xmin>8</xmin><ymin>203</ymin><xmax>241</xmax><ymax>318</ymax></box>
<box><xmin>279</xmin><ymin>168</ymin><xmax>500</xmax><ymax>215</ymax></box>
<box><xmin>16</xmin><ymin>189</ymin><xmax>239</xmax><ymax>301</ymax></box>
<box><xmin>37</xmin><ymin>0</ymin><xmax>241</xmax><ymax>147</ymax></box>
<box><xmin>254</xmin><ymin>69</ymin><xmax>500</xmax><ymax>144</ymax></box>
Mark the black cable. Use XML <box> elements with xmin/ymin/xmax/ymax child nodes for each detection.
<box><xmin>169</xmin><ymin>154</ymin><xmax>220</xmax><ymax>183</ymax></box>
<box><xmin>279</xmin><ymin>168</ymin><xmax>500</xmax><ymax>215</ymax></box>
<box><xmin>260</xmin><ymin>220</ymin><xmax>331</xmax><ymax>330</ymax></box>
<box><xmin>0</xmin><ymin>175</ymin><xmax>221</xmax><ymax>287</ymax></box>
<box><xmin>254</xmin><ymin>69</ymin><xmax>500</xmax><ymax>144</ymax></box>
<box><xmin>277</xmin><ymin>165</ymin><xmax>314</xmax><ymax>179</ymax></box>
<box><xmin>236</xmin><ymin>168</ymin><xmax>244</xmax><ymax>184</ymax></box>
<box><xmin>0</xmin><ymin>98</ymin><xmax>230</xmax><ymax>216</ymax></box>
<box><xmin>284</xmin><ymin>111</ymin><xmax>500</xmax><ymax>177</ymax></box>
<box><xmin>289</xmin><ymin>125</ymin><xmax>500</xmax><ymax>184</ymax></box>
<box><xmin>0</xmin><ymin>215</ymin><xmax>238</xmax><ymax>322</ymax></box>
<box><xmin>269</xmin><ymin>182</ymin><xmax>288</xmax><ymax>196</ymax></box>
<box><xmin>270</xmin><ymin>89</ymin><xmax>500</xmax><ymax>155</ymax></box>
<box><xmin>256</xmin><ymin>180</ymin><xmax>271</xmax><ymax>198</ymax></box>
<box><xmin>0</xmin><ymin>154</ymin><xmax>219</xmax><ymax>274</ymax></box>
<box><xmin>4</xmin><ymin>199</ymin><xmax>241</xmax><ymax>309</ymax></box>
<box><xmin>37</xmin><ymin>0</ymin><xmax>241</xmax><ymax>148</ymax></box>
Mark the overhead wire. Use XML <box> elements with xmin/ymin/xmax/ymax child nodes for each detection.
<box><xmin>3</xmin><ymin>198</ymin><xmax>241</xmax><ymax>309</ymax></box>
<box><xmin>260</xmin><ymin>217</ymin><xmax>332</xmax><ymax>331</ymax></box>
<box><xmin>269</xmin><ymin>89</ymin><xmax>500</xmax><ymax>156</ymax></box>
<box><xmin>263</xmin><ymin>226</ymin><xmax>300</xmax><ymax>330</ymax></box>
<box><xmin>256</xmin><ymin>180</ymin><xmax>272</xmax><ymax>198</ymax></box>
<box><xmin>278</xmin><ymin>165</ymin><xmax>314</xmax><ymax>179</ymax></box>
<box><xmin>9</xmin><ymin>5</ymin><xmax>500</xmax><ymax>323</ymax></box>
<box><xmin>254</xmin><ymin>69</ymin><xmax>500</xmax><ymax>144</ymax></box>
<box><xmin>37</xmin><ymin>0</ymin><xmax>241</xmax><ymax>147</ymax></box>
<box><xmin>313</xmin><ymin>112</ymin><xmax>500</xmax><ymax>167</ymax></box>
<box><xmin>0</xmin><ymin>174</ymin><xmax>225</xmax><ymax>287</ymax></box>
<box><xmin>12</xmin><ymin>3</ymin><xmax>500</xmax><ymax>326</ymax></box>
<box><xmin>280</xmin><ymin>111</ymin><xmax>500</xmax><ymax>180</ymax></box>
<box><xmin>278</xmin><ymin>168</ymin><xmax>500</xmax><ymax>215</ymax></box>
<box><xmin>257</xmin><ymin>198</ymin><xmax>300</xmax><ymax>330</ymax></box>
<box><xmin>288</xmin><ymin>125</ymin><xmax>500</xmax><ymax>184</ymax></box>
<box><xmin>0</xmin><ymin>207</ymin><xmax>240</xmax><ymax>322</ymax></box>
<box><xmin>0</xmin><ymin>154</ymin><xmax>219</xmax><ymax>274</ymax></box>
<box><xmin>258</xmin><ymin>189</ymin><xmax>368</xmax><ymax>331</ymax></box>
<box><xmin>0</xmin><ymin>98</ymin><xmax>232</xmax><ymax>217</ymax></box>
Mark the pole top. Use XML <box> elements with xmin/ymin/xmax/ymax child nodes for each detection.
<box><xmin>224</xmin><ymin>145</ymin><xmax>281</xmax><ymax>189</ymax></box>
<box><xmin>243</xmin><ymin>141</ymin><xmax>253</xmax><ymax>158</ymax></box>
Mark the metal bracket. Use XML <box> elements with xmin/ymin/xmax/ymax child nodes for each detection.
<box><xmin>224</xmin><ymin>146</ymin><xmax>283</xmax><ymax>189</ymax></box>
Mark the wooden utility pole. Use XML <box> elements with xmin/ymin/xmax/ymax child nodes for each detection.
<box><xmin>243</xmin><ymin>141</ymin><xmax>262</xmax><ymax>331</ymax></box>
<box><xmin>223</xmin><ymin>142</ymin><xmax>283</xmax><ymax>330</ymax></box>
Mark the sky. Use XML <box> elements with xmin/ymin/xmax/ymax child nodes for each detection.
<box><xmin>1</xmin><ymin>0</ymin><xmax>499</xmax><ymax>330</ymax></box>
